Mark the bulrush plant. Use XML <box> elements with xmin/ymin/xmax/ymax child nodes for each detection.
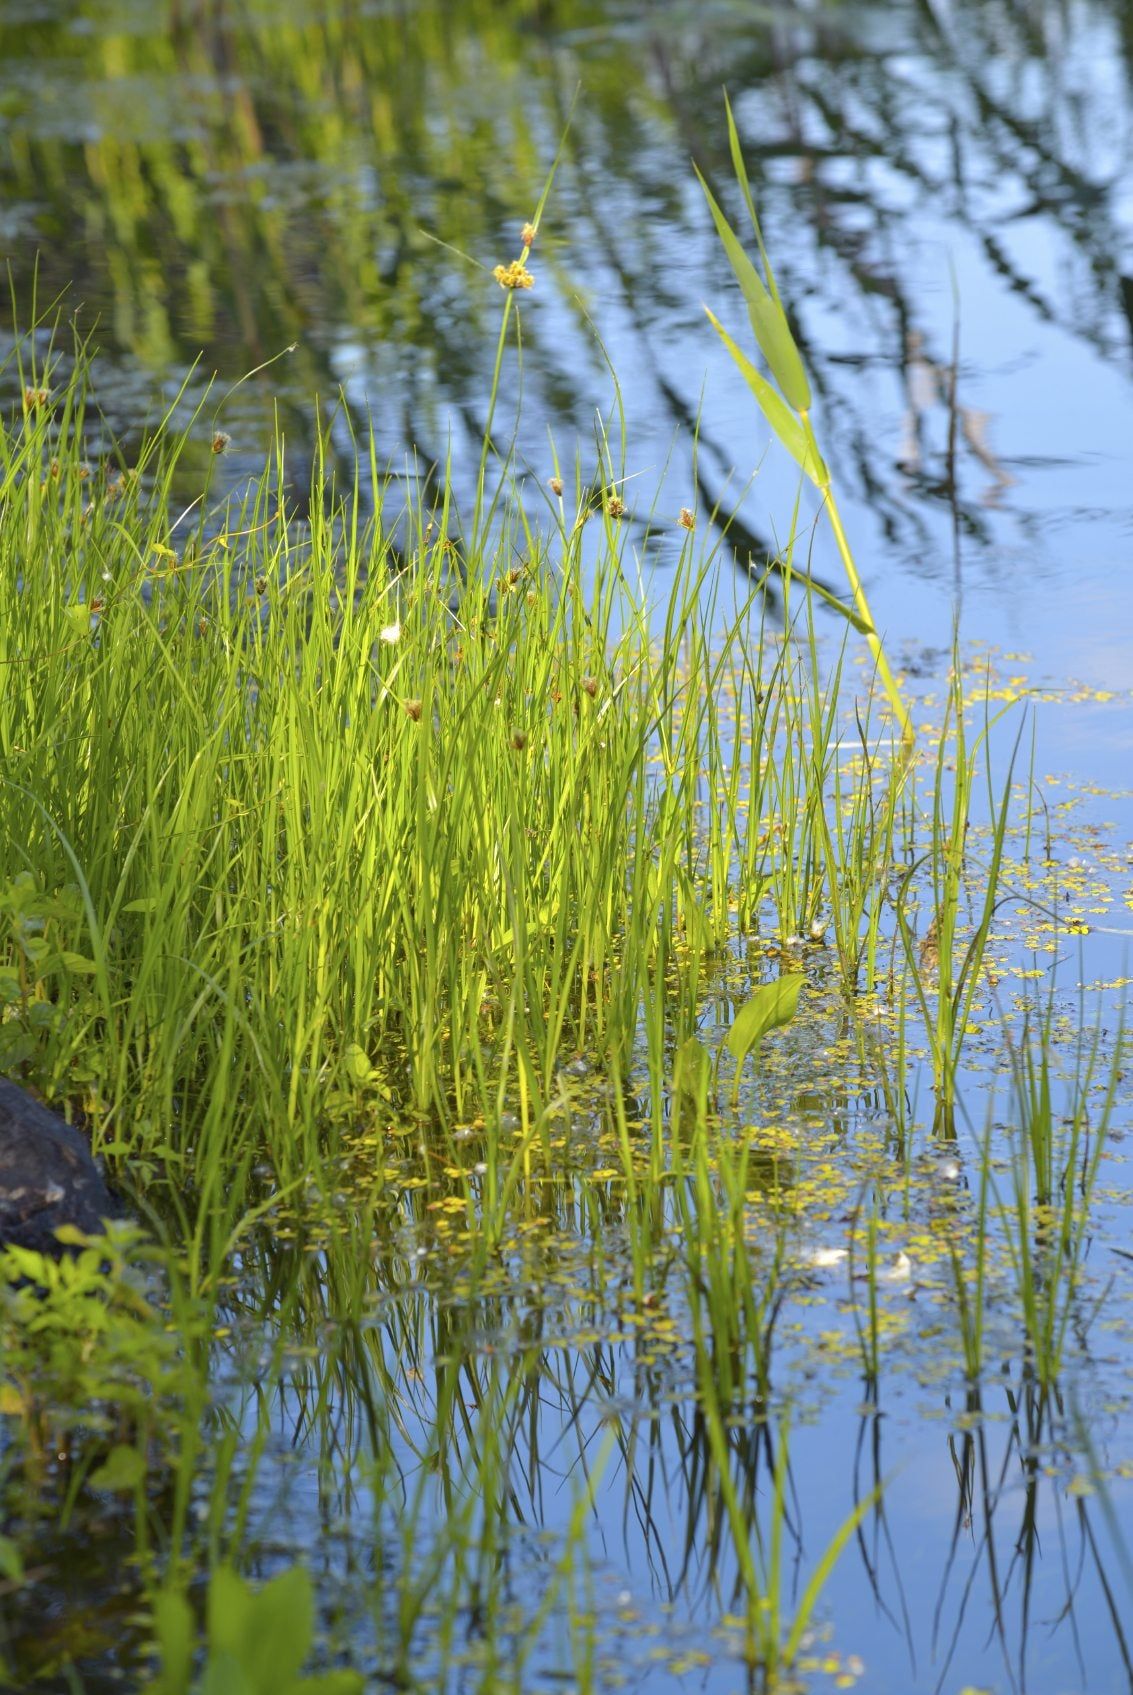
<box><xmin>996</xmin><ymin>998</ymin><xmax>1118</xmax><ymax>1389</ymax></box>
<box><xmin>688</xmin><ymin>1385</ymin><xmax>880</xmax><ymax>1685</ymax></box>
<box><xmin>0</xmin><ymin>189</ymin><xmax>1091</xmax><ymax>1690</ymax></box>
<box><xmin>0</xmin><ymin>339</ymin><xmax>850</xmax><ymax>1296</ymax></box>
<box><xmin>895</xmin><ymin>661</ymin><xmax>1021</xmax><ymax>1133</ymax></box>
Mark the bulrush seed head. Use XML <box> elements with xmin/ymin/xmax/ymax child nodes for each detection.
<box><xmin>678</xmin><ymin>507</ymin><xmax>696</xmax><ymax>530</ymax></box>
<box><xmin>405</xmin><ymin>699</ymin><xmax>423</xmax><ymax>722</ymax></box>
<box><xmin>521</xmin><ymin>222</ymin><xmax>536</xmax><ymax>248</ymax></box>
<box><xmin>493</xmin><ymin>260</ymin><xmax>534</xmax><ymax>291</ymax></box>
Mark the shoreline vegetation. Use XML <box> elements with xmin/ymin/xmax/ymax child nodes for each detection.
<box><xmin>0</xmin><ymin>212</ymin><xmax>1129</xmax><ymax>1690</ymax></box>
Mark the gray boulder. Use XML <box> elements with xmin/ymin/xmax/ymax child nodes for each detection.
<box><xmin>0</xmin><ymin>1077</ymin><xmax>116</xmax><ymax>1253</ymax></box>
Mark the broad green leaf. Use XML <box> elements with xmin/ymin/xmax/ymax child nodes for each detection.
<box><xmin>208</xmin><ymin>1567</ymin><xmax>253</xmax><ymax>1661</ymax></box>
<box><xmin>53</xmin><ymin>1224</ymin><xmax>96</xmax><ymax>1247</ymax></box>
<box><xmin>151</xmin><ymin>1590</ymin><xmax>194</xmax><ymax>1695</ymax></box>
<box><xmin>200</xmin><ymin>1651</ymin><xmax>255</xmax><ymax>1695</ymax></box>
<box><xmin>725</xmin><ymin>974</ymin><xmax>805</xmax><ymax>1066</ymax></box>
<box><xmin>246</xmin><ymin>1565</ymin><xmax>315</xmax><ymax>1689</ymax></box>
<box><xmin>59</xmin><ymin>951</ymin><xmax>97</xmax><ymax>974</ymax></box>
<box><xmin>0</xmin><ymin>1536</ymin><xmax>24</xmax><ymax>1584</ymax></box>
<box><xmin>673</xmin><ymin>1035</ymin><xmax>711</xmax><ymax>1100</ymax></box>
<box><xmin>343</xmin><ymin>1042</ymin><xmax>374</xmax><ymax>1083</ymax></box>
<box><xmin>88</xmin><ymin>1443</ymin><xmax>146</xmax><ymax>1492</ymax></box>
<box><xmin>695</xmin><ymin>168</ymin><xmax>811</xmax><ymax>412</ymax></box>
<box><xmin>705</xmin><ymin>310</ymin><xmax>825</xmax><ymax>484</ymax></box>
<box><xmin>724</xmin><ymin>92</ymin><xmax>790</xmax><ymax>314</ymax></box>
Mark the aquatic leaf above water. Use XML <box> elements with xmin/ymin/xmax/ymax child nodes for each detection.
<box><xmin>725</xmin><ymin>972</ymin><xmax>805</xmax><ymax>1069</ymax></box>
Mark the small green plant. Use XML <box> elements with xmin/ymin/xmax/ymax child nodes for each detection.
<box><xmin>0</xmin><ymin>872</ymin><xmax>99</xmax><ymax>1077</ymax></box>
<box><xmin>0</xmin><ymin>1223</ymin><xmax>193</xmax><ymax>1484</ymax></box>
<box><xmin>690</xmin><ymin>1392</ymin><xmax>880</xmax><ymax>1684</ymax></box>
<box><xmin>895</xmin><ymin>664</ymin><xmax>1020</xmax><ymax>1132</ymax></box>
<box><xmin>145</xmin><ymin>1564</ymin><xmax>361</xmax><ymax>1695</ymax></box>
<box><xmin>996</xmin><ymin>1001</ymin><xmax>1117</xmax><ymax>1387</ymax></box>
<box><xmin>724</xmin><ymin>972</ymin><xmax>805</xmax><ymax>1105</ymax></box>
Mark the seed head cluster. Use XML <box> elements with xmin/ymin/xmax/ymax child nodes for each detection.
<box><xmin>493</xmin><ymin>260</ymin><xmax>534</xmax><ymax>291</ymax></box>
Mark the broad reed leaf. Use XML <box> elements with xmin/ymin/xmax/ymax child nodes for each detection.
<box><xmin>724</xmin><ymin>94</ymin><xmax>792</xmax><ymax>311</ymax></box>
<box><xmin>705</xmin><ymin>309</ymin><xmax>824</xmax><ymax>483</ymax></box>
<box><xmin>695</xmin><ymin>166</ymin><xmax>811</xmax><ymax>412</ymax></box>
<box><xmin>774</xmin><ymin>564</ymin><xmax>874</xmax><ymax>634</ymax></box>
<box><xmin>725</xmin><ymin>973</ymin><xmax>805</xmax><ymax>1067</ymax></box>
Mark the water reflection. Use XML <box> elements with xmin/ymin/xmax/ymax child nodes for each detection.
<box><xmin>3</xmin><ymin>0</ymin><xmax>1133</xmax><ymax>633</ymax></box>
<box><xmin>3</xmin><ymin>4</ymin><xmax>1133</xmax><ymax>1690</ymax></box>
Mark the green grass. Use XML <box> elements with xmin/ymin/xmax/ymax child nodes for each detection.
<box><xmin>0</xmin><ymin>279</ymin><xmax>1129</xmax><ymax>1693</ymax></box>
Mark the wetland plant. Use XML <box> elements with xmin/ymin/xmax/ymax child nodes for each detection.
<box><xmin>0</xmin><ymin>173</ymin><xmax>1125</xmax><ymax>1689</ymax></box>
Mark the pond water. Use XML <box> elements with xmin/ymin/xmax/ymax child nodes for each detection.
<box><xmin>3</xmin><ymin>0</ymin><xmax>1133</xmax><ymax>707</ymax></box>
<box><xmin>2</xmin><ymin>3</ymin><xmax>1133</xmax><ymax>1692</ymax></box>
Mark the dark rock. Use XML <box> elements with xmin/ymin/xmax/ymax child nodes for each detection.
<box><xmin>0</xmin><ymin>1077</ymin><xmax>116</xmax><ymax>1254</ymax></box>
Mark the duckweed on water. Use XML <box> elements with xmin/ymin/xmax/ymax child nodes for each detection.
<box><xmin>0</xmin><ymin>286</ymin><xmax>1131</xmax><ymax>1693</ymax></box>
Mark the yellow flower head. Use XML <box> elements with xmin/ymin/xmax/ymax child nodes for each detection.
<box><xmin>494</xmin><ymin>260</ymin><xmax>534</xmax><ymax>291</ymax></box>
<box><xmin>520</xmin><ymin>222</ymin><xmax>537</xmax><ymax>248</ymax></box>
